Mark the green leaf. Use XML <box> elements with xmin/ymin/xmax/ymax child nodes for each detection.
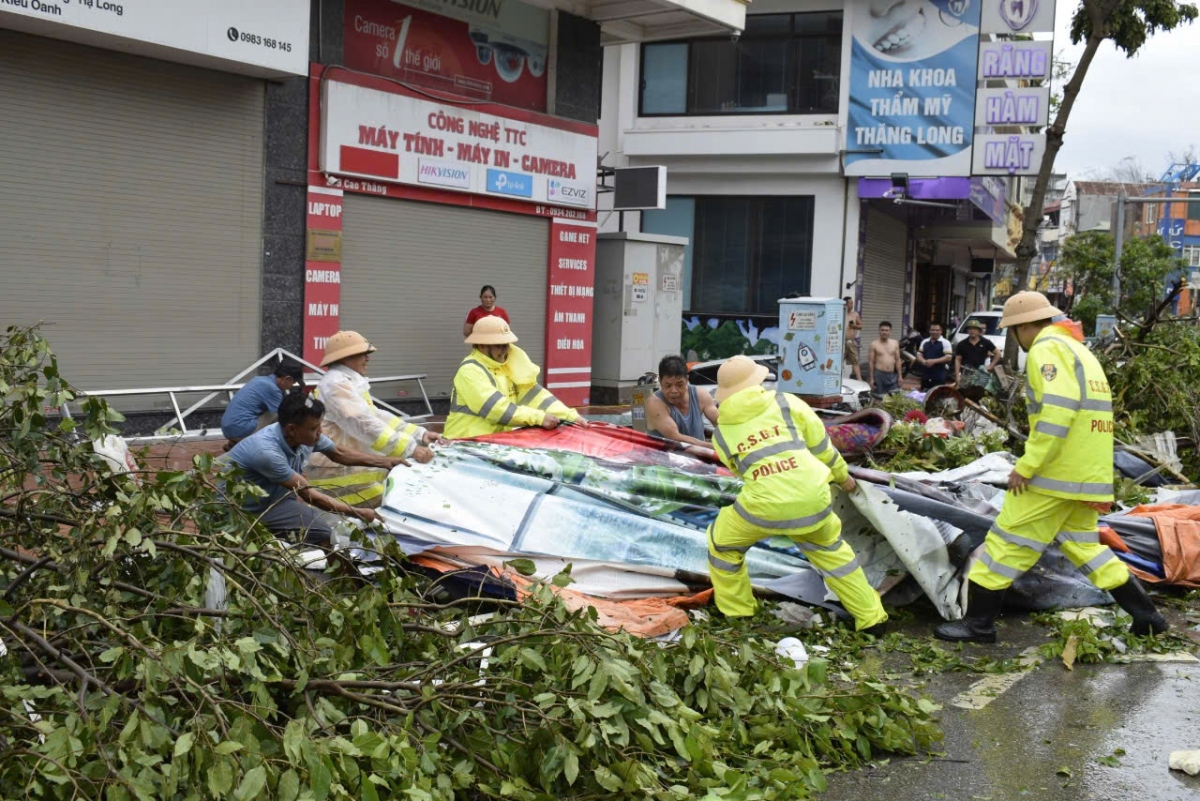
<box><xmin>173</xmin><ymin>732</ymin><xmax>194</xmax><ymax>757</ymax></box>
<box><xmin>277</xmin><ymin>770</ymin><xmax>300</xmax><ymax>801</ymax></box>
<box><xmin>504</xmin><ymin>558</ymin><xmax>537</xmax><ymax>576</ymax></box>
<box><xmin>234</xmin><ymin>766</ymin><xmax>267</xmax><ymax>801</ymax></box>
<box><xmin>208</xmin><ymin>760</ymin><xmax>234</xmax><ymax>795</ymax></box>
<box><xmin>215</xmin><ymin>741</ymin><xmax>244</xmax><ymax>755</ymax></box>
<box><xmin>563</xmin><ymin>749</ymin><xmax>580</xmax><ymax>785</ymax></box>
<box><xmin>518</xmin><ymin>648</ymin><xmax>547</xmax><ymax>672</ymax></box>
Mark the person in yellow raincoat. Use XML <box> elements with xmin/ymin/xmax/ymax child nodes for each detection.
<box><xmin>935</xmin><ymin>292</ymin><xmax>1168</xmax><ymax>643</ymax></box>
<box><xmin>707</xmin><ymin>355</ymin><xmax>887</xmax><ymax>631</ymax></box>
<box><xmin>445</xmin><ymin>316</ymin><xmax>581</xmax><ymax>439</ymax></box>
<box><xmin>307</xmin><ymin>331</ymin><xmax>441</xmax><ymax>506</ymax></box>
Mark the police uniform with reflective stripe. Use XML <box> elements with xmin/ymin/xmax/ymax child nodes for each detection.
<box><xmin>707</xmin><ymin>385</ymin><xmax>887</xmax><ymax>628</ymax></box>
<box><xmin>969</xmin><ymin>325</ymin><xmax>1129</xmax><ymax>592</ymax></box>
<box><xmin>444</xmin><ymin>345</ymin><xmax>579</xmax><ymax>439</ymax></box>
<box><xmin>307</xmin><ymin>364</ymin><xmax>428</xmax><ymax>506</ymax></box>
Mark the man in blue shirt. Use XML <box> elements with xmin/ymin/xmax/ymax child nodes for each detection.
<box><xmin>915</xmin><ymin>321</ymin><xmax>954</xmax><ymax>390</ymax></box>
<box><xmin>222</xmin><ymin>392</ymin><xmax>410</xmax><ymax>545</ymax></box>
<box><xmin>221</xmin><ymin>362</ymin><xmax>304</xmax><ymax>448</ymax></box>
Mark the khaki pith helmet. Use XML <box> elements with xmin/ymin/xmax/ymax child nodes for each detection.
<box><xmin>965</xmin><ymin>318</ymin><xmax>986</xmax><ymax>331</ymax></box>
<box><xmin>320</xmin><ymin>330</ymin><xmax>377</xmax><ymax>367</ymax></box>
<box><xmin>999</xmin><ymin>291</ymin><xmax>1063</xmax><ymax>328</ymax></box>
<box><xmin>715</xmin><ymin>355</ymin><xmax>770</xmax><ymax>403</ymax></box>
<box><xmin>466</xmin><ymin>315</ymin><xmax>519</xmax><ymax>345</ymax></box>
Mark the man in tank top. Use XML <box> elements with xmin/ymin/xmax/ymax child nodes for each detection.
<box><xmin>645</xmin><ymin>355</ymin><xmax>719</xmax><ymax>447</ymax></box>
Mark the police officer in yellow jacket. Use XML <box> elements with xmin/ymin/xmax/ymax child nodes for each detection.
<box><xmin>707</xmin><ymin>356</ymin><xmax>887</xmax><ymax>630</ymax></box>
<box><xmin>445</xmin><ymin>316</ymin><xmax>582</xmax><ymax>439</ymax></box>
<box><xmin>935</xmin><ymin>292</ymin><xmax>1168</xmax><ymax>643</ymax></box>
<box><xmin>308</xmin><ymin>331</ymin><xmax>440</xmax><ymax>506</ymax></box>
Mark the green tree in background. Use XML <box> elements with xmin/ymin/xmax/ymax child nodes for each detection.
<box><xmin>1056</xmin><ymin>232</ymin><xmax>1181</xmax><ymax>333</ymax></box>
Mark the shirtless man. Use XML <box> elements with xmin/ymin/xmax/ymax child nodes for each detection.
<box><xmin>844</xmin><ymin>297</ymin><xmax>863</xmax><ymax>381</ymax></box>
<box><xmin>868</xmin><ymin>321</ymin><xmax>903</xmax><ymax>398</ymax></box>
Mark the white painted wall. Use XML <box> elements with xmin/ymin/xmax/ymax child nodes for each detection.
<box><xmin>596</xmin><ymin>0</ymin><xmax>859</xmax><ymax>301</ymax></box>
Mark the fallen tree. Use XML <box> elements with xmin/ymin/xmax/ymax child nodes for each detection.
<box><xmin>0</xmin><ymin>328</ymin><xmax>940</xmax><ymax>800</ymax></box>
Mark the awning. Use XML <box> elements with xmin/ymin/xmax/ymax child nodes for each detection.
<box><xmin>542</xmin><ymin>0</ymin><xmax>748</xmax><ymax>43</ymax></box>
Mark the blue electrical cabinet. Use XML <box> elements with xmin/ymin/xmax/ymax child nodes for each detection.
<box><xmin>777</xmin><ymin>297</ymin><xmax>845</xmax><ymax>400</ymax></box>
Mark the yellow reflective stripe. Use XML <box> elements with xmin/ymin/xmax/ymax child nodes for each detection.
<box><xmin>1041</xmin><ymin>393</ymin><xmax>1081</xmax><ymax>411</ymax></box>
<box><xmin>371</xmin><ymin>416</ymin><xmax>407</xmax><ymax>452</ymax></box>
<box><xmin>979</xmin><ymin>551</ymin><xmax>1023</xmax><ymax>580</ymax></box>
<box><xmin>1080</xmin><ymin>398</ymin><xmax>1112</xmax><ymax>412</ymax></box>
<box><xmin>739</xmin><ymin>441</ymin><xmax>797</xmax><ymax>471</ymax></box>
<box><xmin>1057</xmin><ymin>529</ymin><xmax>1100</xmax><ymax>544</ymax></box>
<box><xmin>1035</xmin><ymin>421</ymin><xmax>1070</xmax><ymax>438</ymax></box>
<box><xmin>518</xmin><ymin>385</ymin><xmax>542</xmax><ymax>405</ymax></box>
<box><xmin>464</xmin><ymin>359</ymin><xmax>498</xmax><ymax>387</ymax></box>
<box><xmin>1080</xmin><ymin>549</ymin><xmax>1118</xmax><ymax>576</ymax></box>
<box><xmin>496</xmin><ymin>405</ymin><xmax>518</xmax><ymax>426</ymax></box>
<box><xmin>308</xmin><ymin>470</ymin><xmax>385</xmax><ymax>489</ymax></box>
<box><xmin>822</xmin><ymin>558</ymin><xmax>862</xmax><ymax>579</ymax></box>
<box><xmin>991</xmin><ymin>524</ymin><xmax>1048</xmax><ymax>553</ymax></box>
<box><xmin>1028</xmin><ymin>476</ymin><xmax>1112</xmax><ymax>496</ymax></box>
<box><xmin>733</xmin><ymin>501</ymin><xmax>831</xmax><ymax>530</ymax></box>
<box><xmin>327</xmin><ymin>483</ymin><xmax>385</xmax><ymax>505</ymax></box>
<box><xmin>478</xmin><ymin>391</ymin><xmax>507</xmax><ymax>419</ymax></box>
<box><xmin>537</xmin><ymin>394</ymin><xmax>558</xmax><ymax>411</ymax></box>
<box><xmin>774</xmin><ymin>393</ymin><xmax>802</xmax><ymax>444</ymax></box>
<box><xmin>708</xmin><ymin>552</ymin><xmax>744</xmax><ymax>572</ymax></box>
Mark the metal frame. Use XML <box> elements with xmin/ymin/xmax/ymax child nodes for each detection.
<box><xmin>61</xmin><ymin>348</ymin><xmax>434</xmax><ymax>444</ymax></box>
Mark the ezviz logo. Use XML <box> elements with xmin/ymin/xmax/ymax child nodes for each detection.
<box><xmin>418</xmin><ymin>159</ymin><xmax>471</xmax><ymax>189</ymax></box>
<box><xmin>548</xmin><ymin>179</ymin><xmax>591</xmax><ymax>207</ymax></box>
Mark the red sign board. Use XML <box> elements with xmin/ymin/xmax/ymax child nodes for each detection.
<box><xmin>344</xmin><ymin>0</ymin><xmax>549</xmax><ymax>112</ymax></box>
<box><xmin>303</xmin><ymin>187</ymin><xmax>344</xmax><ymax>366</ymax></box>
<box><xmin>544</xmin><ymin>219</ymin><xmax>596</xmax><ymax>406</ymax></box>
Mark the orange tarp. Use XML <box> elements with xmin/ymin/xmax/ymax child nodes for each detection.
<box><xmin>1114</xmin><ymin>504</ymin><xmax>1200</xmax><ymax>587</ymax></box>
<box><xmin>410</xmin><ymin>553</ymin><xmax>711</xmax><ymax>638</ymax></box>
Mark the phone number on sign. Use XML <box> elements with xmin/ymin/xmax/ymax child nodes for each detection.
<box><xmin>227</xmin><ymin>27</ymin><xmax>293</xmax><ymax>52</ymax></box>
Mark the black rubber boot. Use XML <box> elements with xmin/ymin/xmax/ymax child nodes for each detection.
<box><xmin>1109</xmin><ymin>576</ymin><xmax>1170</xmax><ymax>636</ymax></box>
<box><xmin>933</xmin><ymin>583</ymin><xmax>1006</xmax><ymax>643</ymax></box>
<box><xmin>945</xmin><ymin>533</ymin><xmax>978</xmax><ymax>571</ymax></box>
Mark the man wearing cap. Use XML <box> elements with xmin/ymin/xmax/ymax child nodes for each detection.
<box><xmin>953</xmin><ymin>318</ymin><xmax>1000</xmax><ymax>385</ymax></box>
<box><xmin>445</xmin><ymin>316</ymin><xmax>582</xmax><ymax>439</ymax></box>
<box><xmin>221</xmin><ymin>392</ymin><xmax>410</xmax><ymax>545</ymax></box>
<box><xmin>220</xmin><ymin>362</ymin><xmax>304</xmax><ymax>450</ymax></box>
<box><xmin>935</xmin><ymin>291</ymin><xmax>1167</xmax><ymax>643</ymax></box>
<box><xmin>307</xmin><ymin>331</ymin><xmax>441</xmax><ymax>507</ymax></box>
<box><xmin>706</xmin><ymin>355</ymin><xmax>887</xmax><ymax>630</ymax></box>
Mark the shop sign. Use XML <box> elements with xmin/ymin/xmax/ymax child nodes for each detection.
<box><xmin>844</xmin><ymin>0</ymin><xmax>982</xmax><ymax>177</ymax></box>
<box><xmin>344</xmin><ymin>0</ymin><xmax>549</xmax><ymax>111</ymax></box>
<box><xmin>321</xmin><ymin>78</ymin><xmax>597</xmax><ymax>209</ymax></box>
<box><xmin>972</xmin><ymin>133</ymin><xmax>1047</xmax><ymax>175</ymax></box>
<box><xmin>304</xmin><ymin>188</ymin><xmax>344</xmax><ymax>366</ymax></box>
<box><xmin>977</xmin><ymin>40</ymin><xmax>1052</xmax><ymax>80</ymax></box>
<box><xmin>973</xmin><ymin>87</ymin><xmax>1049</xmax><ymax>128</ymax></box>
<box><xmin>545</xmin><ymin>220</ymin><xmax>596</xmax><ymax>406</ymax></box>
<box><xmin>0</xmin><ymin>0</ymin><xmax>308</xmax><ymax>76</ymax></box>
<box><xmin>980</xmin><ymin>0</ymin><xmax>1057</xmax><ymax>35</ymax></box>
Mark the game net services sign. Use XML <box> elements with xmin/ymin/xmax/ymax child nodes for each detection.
<box><xmin>0</xmin><ymin>0</ymin><xmax>309</xmax><ymax>76</ymax></box>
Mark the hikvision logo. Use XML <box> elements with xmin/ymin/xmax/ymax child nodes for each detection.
<box><xmin>417</xmin><ymin>159</ymin><xmax>471</xmax><ymax>189</ymax></box>
<box><xmin>548</xmin><ymin>180</ymin><xmax>590</xmax><ymax>207</ymax></box>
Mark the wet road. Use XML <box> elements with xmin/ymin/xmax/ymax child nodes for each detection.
<box><xmin>822</xmin><ymin>616</ymin><xmax>1200</xmax><ymax>801</ymax></box>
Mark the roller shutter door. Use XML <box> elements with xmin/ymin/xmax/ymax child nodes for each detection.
<box><xmin>340</xmin><ymin>197</ymin><xmax>549</xmax><ymax>399</ymax></box>
<box><xmin>0</xmin><ymin>30</ymin><xmax>265</xmax><ymax>391</ymax></box>
<box><xmin>859</xmin><ymin>207</ymin><xmax>908</xmax><ymax>340</ymax></box>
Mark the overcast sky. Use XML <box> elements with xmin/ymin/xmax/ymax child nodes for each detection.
<box><xmin>1050</xmin><ymin>3</ymin><xmax>1200</xmax><ymax>180</ymax></box>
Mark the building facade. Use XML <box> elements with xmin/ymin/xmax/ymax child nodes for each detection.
<box><xmin>1</xmin><ymin>0</ymin><xmax>746</xmax><ymax>407</ymax></box>
<box><xmin>597</xmin><ymin>0</ymin><xmax>1018</xmax><ymax>365</ymax></box>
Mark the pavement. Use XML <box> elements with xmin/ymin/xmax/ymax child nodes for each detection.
<box><xmin>821</xmin><ymin>610</ymin><xmax>1200</xmax><ymax>801</ymax></box>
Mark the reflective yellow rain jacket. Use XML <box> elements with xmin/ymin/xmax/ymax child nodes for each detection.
<box><xmin>1016</xmin><ymin>324</ymin><xmax>1115</xmax><ymax>503</ymax></box>
<box><xmin>307</xmin><ymin>364</ymin><xmax>428</xmax><ymax>505</ymax></box>
<box><xmin>444</xmin><ymin>345</ymin><xmax>579</xmax><ymax>439</ymax></box>
<box><xmin>711</xmin><ymin>386</ymin><xmax>849</xmax><ymax>525</ymax></box>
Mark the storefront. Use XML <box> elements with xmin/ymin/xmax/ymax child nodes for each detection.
<box><xmin>307</xmin><ymin>0</ymin><xmax>599</xmax><ymax>403</ymax></box>
<box><xmin>0</xmin><ymin>2</ymin><xmax>308</xmax><ymax>389</ymax></box>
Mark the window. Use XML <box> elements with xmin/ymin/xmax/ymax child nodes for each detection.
<box><xmin>1184</xmin><ymin>245</ymin><xmax>1200</xmax><ymax>268</ymax></box>
<box><xmin>1190</xmin><ymin>192</ymin><xmax>1200</xmax><ymax>222</ymax></box>
<box><xmin>640</xmin><ymin>13</ymin><xmax>842</xmax><ymax>116</ymax></box>
<box><xmin>688</xmin><ymin>197</ymin><xmax>814</xmax><ymax>315</ymax></box>
<box><xmin>1144</xmin><ymin>203</ymin><xmax>1157</xmax><ymax>224</ymax></box>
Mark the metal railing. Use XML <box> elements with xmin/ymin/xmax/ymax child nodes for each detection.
<box><xmin>62</xmin><ymin>348</ymin><xmax>434</xmax><ymax>444</ymax></box>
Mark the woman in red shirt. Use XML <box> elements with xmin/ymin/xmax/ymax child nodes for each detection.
<box><xmin>462</xmin><ymin>285</ymin><xmax>511</xmax><ymax>337</ymax></box>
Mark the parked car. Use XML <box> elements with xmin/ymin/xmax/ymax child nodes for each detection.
<box><xmin>687</xmin><ymin>355</ymin><xmax>871</xmax><ymax>413</ymax></box>
<box><xmin>950</xmin><ymin>311</ymin><xmax>1026</xmax><ymax>370</ymax></box>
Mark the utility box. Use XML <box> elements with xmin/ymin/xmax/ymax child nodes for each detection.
<box><xmin>777</xmin><ymin>297</ymin><xmax>844</xmax><ymax>404</ymax></box>
<box><xmin>590</xmin><ymin>232</ymin><xmax>687</xmax><ymax>405</ymax></box>
<box><xmin>1095</xmin><ymin>313</ymin><xmax>1117</xmax><ymax>339</ymax></box>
